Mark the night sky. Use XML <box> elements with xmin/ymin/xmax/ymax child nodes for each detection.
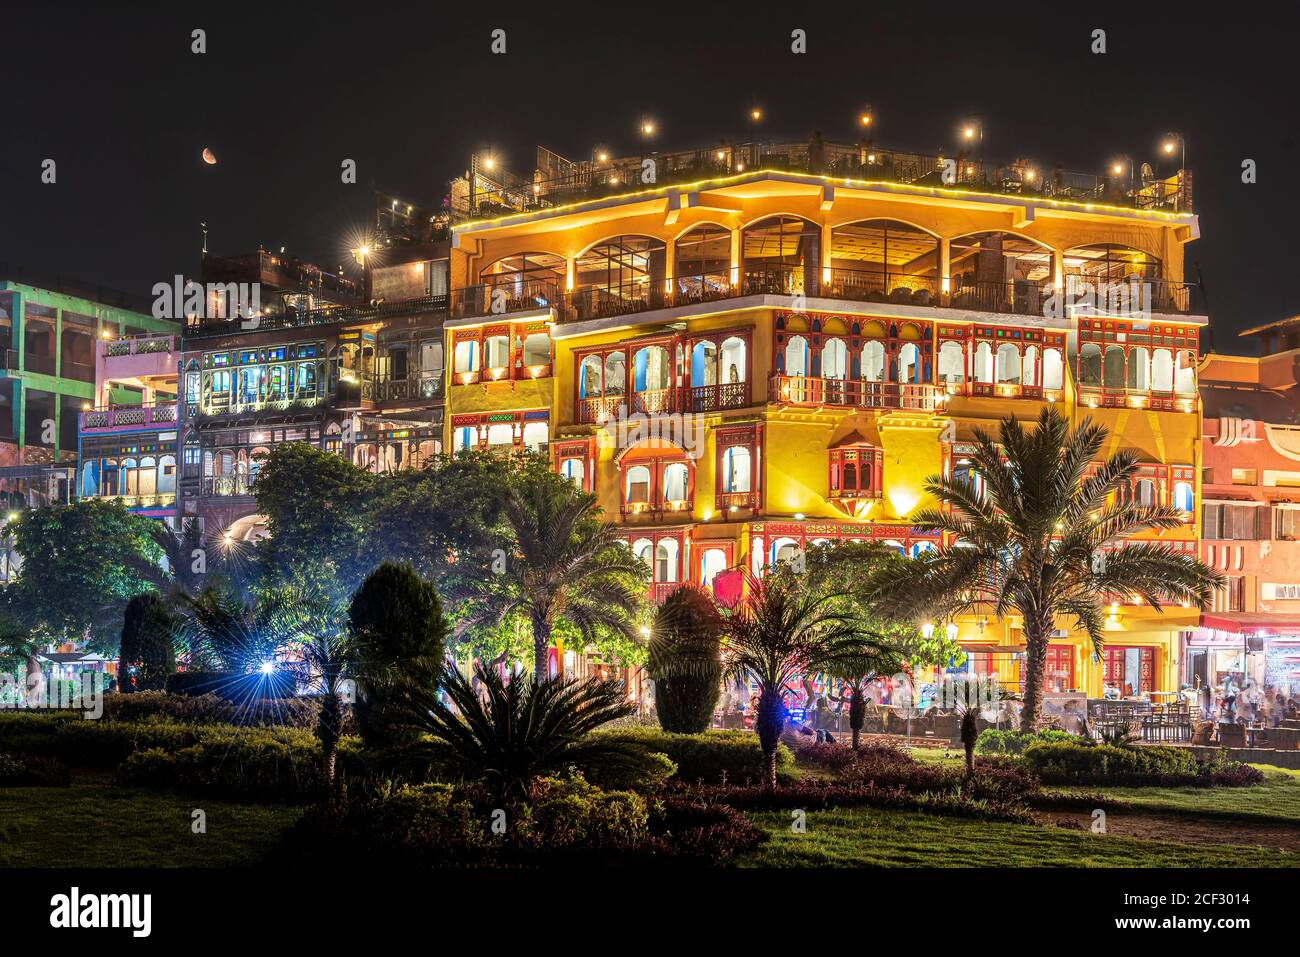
<box><xmin>1</xmin><ymin>4</ymin><xmax>1295</xmax><ymax>353</ymax></box>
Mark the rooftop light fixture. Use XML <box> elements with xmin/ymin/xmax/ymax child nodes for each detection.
<box><xmin>596</xmin><ymin>149</ymin><xmax>608</xmax><ymax>162</ymax></box>
<box><xmin>859</xmin><ymin>107</ymin><xmax>873</xmax><ymax>127</ymax></box>
<box><xmin>750</xmin><ymin>107</ymin><xmax>763</xmax><ymax>122</ymax></box>
<box><xmin>483</xmin><ymin>156</ymin><xmax>495</xmax><ymax>170</ymax></box>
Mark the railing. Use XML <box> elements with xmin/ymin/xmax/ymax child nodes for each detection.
<box><xmin>87</xmin><ymin>492</ymin><xmax>177</xmax><ymax>509</ymax></box>
<box><xmin>80</xmin><ymin>403</ymin><xmax>178</xmax><ymax>431</ymax></box>
<box><xmin>1077</xmin><ymin>386</ymin><xmax>1195</xmax><ymax>412</ymax></box>
<box><xmin>370</xmin><ymin>373</ymin><xmax>444</xmax><ymax>402</ymax></box>
<box><xmin>453</xmin><ymin>139</ymin><xmax>1192</xmax><ymax>220</ymax></box>
<box><xmin>824</xmin><ymin>269</ymin><xmax>942</xmax><ymax>307</ymax></box>
<box><xmin>576</xmin><ymin>394</ymin><xmax>625</xmax><ymax>424</ymax></box>
<box><xmin>103</xmin><ymin>334</ymin><xmax>176</xmax><ymax>357</ymax></box>
<box><xmin>771</xmin><ymin>375</ymin><xmax>939</xmax><ymax>411</ymax></box>
<box><xmin>204</xmin><ymin>476</ymin><xmax>253</xmax><ymax>497</ymax></box>
<box><xmin>185</xmin><ymin>293</ymin><xmax>449</xmax><ymax>336</ymax></box>
<box><xmin>1063</xmin><ymin>277</ymin><xmax>1196</xmax><ymax>316</ymax></box>
<box><xmin>716</xmin><ymin>490</ymin><xmax>758</xmax><ymax>511</ymax></box>
<box><xmin>686</xmin><ymin>382</ymin><xmax>749</xmax><ymax>412</ymax></box>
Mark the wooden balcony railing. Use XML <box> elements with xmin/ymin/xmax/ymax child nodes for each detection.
<box><xmin>770</xmin><ymin>375</ymin><xmax>939</xmax><ymax>411</ymax></box>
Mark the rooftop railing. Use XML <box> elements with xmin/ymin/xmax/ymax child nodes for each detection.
<box><xmin>455</xmin><ymin>140</ymin><xmax>1191</xmax><ymax>221</ymax></box>
<box><xmin>184</xmin><ymin>293</ymin><xmax>450</xmax><ymax>337</ymax></box>
<box><xmin>80</xmin><ymin>403</ymin><xmax>179</xmax><ymax>432</ymax></box>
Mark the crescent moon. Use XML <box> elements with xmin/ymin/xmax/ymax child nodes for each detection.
<box><xmin>201</xmin><ymin>148</ymin><xmax>217</xmax><ymax>165</ymax></box>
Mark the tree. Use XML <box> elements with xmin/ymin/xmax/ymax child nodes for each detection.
<box><xmin>8</xmin><ymin>500</ymin><xmax>163</xmax><ymax>650</ymax></box>
<box><xmin>822</xmin><ymin>636</ymin><xmax>908</xmax><ymax>750</ymax></box>
<box><xmin>391</xmin><ymin>662</ymin><xmax>659</xmax><ymax>803</ymax></box>
<box><xmin>647</xmin><ymin>585</ymin><xmax>723</xmax><ymax>733</ymax></box>
<box><xmin>118</xmin><ymin>592</ymin><xmax>178</xmax><ymax>692</ymax></box>
<box><xmin>861</xmin><ymin>407</ymin><xmax>1221</xmax><ymax>731</ymax></box>
<box><xmin>721</xmin><ymin>572</ymin><xmax>876</xmax><ymax>789</ymax></box>
<box><xmin>175</xmin><ymin>584</ymin><xmax>282</xmax><ymax>673</ymax></box>
<box><xmin>468</xmin><ymin>466</ymin><xmax>647</xmax><ymax>680</ymax></box>
<box><xmin>347</xmin><ymin>562</ymin><xmax>448</xmax><ymax>748</ymax></box>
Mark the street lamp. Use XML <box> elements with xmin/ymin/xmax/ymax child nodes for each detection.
<box><xmin>859</xmin><ymin>106</ymin><xmax>874</xmax><ymax>128</ymax></box>
<box><xmin>1161</xmin><ymin>132</ymin><xmax>1186</xmax><ymax>211</ymax></box>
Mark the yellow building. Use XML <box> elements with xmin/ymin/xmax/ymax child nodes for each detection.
<box><xmin>442</xmin><ymin>142</ymin><xmax>1204</xmax><ymax>697</ymax></box>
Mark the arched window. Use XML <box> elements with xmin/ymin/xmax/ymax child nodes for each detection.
<box><xmin>579</xmin><ymin>354</ymin><xmax>604</xmax><ymax>398</ymax></box>
<box><xmin>521</xmin><ymin>421</ymin><xmax>548</xmax><ymax>452</ymax></box>
<box><xmin>1152</xmin><ymin>349</ymin><xmax>1174</xmax><ymax>392</ymax></box>
<box><xmin>692</xmin><ymin>340</ymin><xmax>718</xmax><ymax>386</ymax></box>
<box><xmin>862</xmin><ymin>340</ymin><xmax>886</xmax><ymax>382</ymax></box>
<box><xmin>1128</xmin><ymin>346</ymin><xmax>1150</xmax><ymax>390</ymax></box>
<box><xmin>576</xmin><ymin>236</ymin><xmax>666</xmax><ymax>295</ymax></box>
<box><xmin>604</xmin><ymin>352</ymin><xmax>626</xmax><ymax>395</ymax></box>
<box><xmin>822</xmin><ymin>338</ymin><xmax>848</xmax><ymax>379</ymax></box>
<box><xmin>158</xmin><ymin>455</ymin><xmax>176</xmax><ymax>495</ymax></box>
<box><xmin>720</xmin><ymin>336</ymin><xmax>746</xmax><ymax>384</ymax></box>
<box><xmin>829</xmin><ymin>220</ymin><xmax>940</xmax><ymax>302</ymax></box>
<box><xmin>897</xmin><ymin>343</ymin><xmax>920</xmax><ymax>384</ymax></box>
<box><xmin>632</xmin><ymin>538</ymin><xmax>654</xmax><ymax>568</ymax></box>
<box><xmin>723</xmin><ymin>446</ymin><xmax>751</xmax><ymax>493</ymax></box>
<box><xmin>937</xmin><ymin>341</ymin><xmax>965</xmax><ymax>384</ymax></box>
<box><xmin>771</xmin><ymin>537</ymin><xmax>800</xmax><ymax>566</ymax></box>
<box><xmin>1043</xmin><ymin>348</ymin><xmax>1064</xmax><ymax>390</ymax></box>
<box><xmin>1080</xmin><ymin>343</ymin><xmax>1102</xmax><ymax>387</ymax></box>
<box><xmin>521</xmin><ymin>333</ymin><xmax>550</xmax><ymax>368</ymax></box>
<box><xmin>454</xmin><ymin>340</ymin><xmax>478</xmax><ymax>373</ymax></box>
<box><xmin>784</xmin><ymin>335</ymin><xmax>809</xmax><ymax>377</ymax></box>
<box><xmin>701</xmin><ymin>548</ymin><xmax>728</xmax><ymax>586</ymax></box>
<box><xmin>1173</xmin><ymin>481</ymin><xmax>1194</xmax><ymax>512</ymax></box>
<box><xmin>974</xmin><ymin>341</ymin><xmax>994</xmax><ymax>384</ymax></box>
<box><xmin>1023</xmin><ymin>345</ymin><xmax>1040</xmax><ymax>388</ymax></box>
<box><xmin>663</xmin><ymin>463</ymin><xmax>689</xmax><ymax>503</ymax></box>
<box><xmin>996</xmin><ymin>344</ymin><xmax>1021</xmax><ymax>384</ymax></box>
<box><xmin>655</xmin><ymin>539</ymin><xmax>680</xmax><ymax>583</ymax></box>
<box><xmin>1133</xmin><ymin>478</ymin><xmax>1156</xmax><ymax>507</ymax></box>
<box><xmin>1175</xmin><ymin>351</ymin><xmax>1196</xmax><ymax>395</ymax></box>
<box><xmin>1103</xmin><ymin>345</ymin><xmax>1126</xmax><ymax>389</ymax></box>
<box><xmin>486</xmin><ymin>423</ymin><xmax>513</xmax><ymax>448</ymax></box>
<box><xmin>633</xmin><ymin>345</ymin><xmax>671</xmax><ymax>392</ymax></box>
<box><xmin>626</xmin><ymin>465</ymin><xmax>652</xmax><ymax>503</ymax></box>
<box><xmin>675</xmin><ymin>224</ymin><xmax>731</xmax><ymax>299</ymax></box>
<box><xmin>742</xmin><ymin>216</ymin><xmax>817</xmax><ymax>294</ymax></box>
<box><xmin>560</xmin><ymin>457</ymin><xmax>585</xmax><ymax>487</ymax></box>
<box><xmin>480</xmin><ymin>252</ymin><xmax>566</xmax><ymax>292</ymax></box>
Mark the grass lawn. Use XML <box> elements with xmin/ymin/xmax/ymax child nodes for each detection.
<box><xmin>1073</xmin><ymin>767</ymin><xmax>1300</xmax><ymax>824</ymax></box>
<box><xmin>738</xmin><ymin>805</ymin><xmax>1300</xmax><ymax>867</ymax></box>
<box><xmin>0</xmin><ymin>780</ymin><xmax>303</xmax><ymax>867</ymax></box>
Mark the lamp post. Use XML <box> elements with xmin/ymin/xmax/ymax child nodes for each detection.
<box><xmin>1161</xmin><ymin>132</ymin><xmax>1186</xmax><ymax>211</ymax></box>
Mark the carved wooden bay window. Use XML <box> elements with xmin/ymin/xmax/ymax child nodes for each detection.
<box><xmin>828</xmin><ymin>434</ymin><xmax>884</xmax><ymax>515</ymax></box>
<box><xmin>452</xmin><ymin>321</ymin><xmax>553</xmax><ymax>386</ymax></box>
<box><xmin>452</xmin><ymin>409</ymin><xmax>549</xmax><ymax>454</ymax></box>
<box><xmin>714</xmin><ymin>423</ymin><xmax>762</xmax><ymax>512</ymax></box>
<box><xmin>628</xmin><ymin>529</ymin><xmax>688</xmax><ymax>603</ymax></box>
<box><xmin>552</xmin><ymin>437</ymin><xmax>596</xmax><ymax>493</ymax></box>
<box><xmin>950</xmin><ymin>324</ymin><xmax>1066</xmax><ymax>399</ymax></box>
<box><xmin>1077</xmin><ymin>318</ymin><xmax>1198</xmax><ymax>410</ymax></box>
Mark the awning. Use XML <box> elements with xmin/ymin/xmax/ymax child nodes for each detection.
<box><xmin>1200</xmin><ymin>612</ymin><xmax>1300</xmax><ymax>636</ymax></box>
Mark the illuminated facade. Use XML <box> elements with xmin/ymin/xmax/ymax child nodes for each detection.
<box><xmin>441</xmin><ymin>139</ymin><xmax>1205</xmax><ymax>696</ymax></box>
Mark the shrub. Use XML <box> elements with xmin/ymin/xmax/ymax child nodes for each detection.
<box><xmin>647</xmin><ymin>585</ymin><xmax>722</xmax><ymax>734</ymax></box>
<box><xmin>97</xmin><ymin>690</ymin><xmax>333</xmax><ymax>729</ymax></box>
<box><xmin>164</xmin><ymin>670</ymin><xmax>296</xmax><ymax>701</ymax></box>
<box><xmin>593</xmin><ymin>727</ymin><xmax>795</xmax><ymax>786</ymax></box>
<box><xmin>0</xmin><ymin>750</ymin><xmax>71</xmax><ymax>787</ymax></box>
<box><xmin>1022</xmin><ymin>740</ymin><xmax>1261</xmax><ymax>787</ymax></box>
<box><xmin>114</xmin><ymin>734</ymin><xmax>333</xmax><ymax>803</ymax></box>
<box><xmin>283</xmin><ymin>775</ymin><xmax>766</xmax><ymax>866</ymax></box>
<box><xmin>118</xmin><ymin>592</ymin><xmax>178</xmax><ymax>692</ymax></box>
<box><xmin>695</xmin><ymin>779</ymin><xmax>1035</xmax><ymax>823</ymax></box>
<box><xmin>975</xmin><ymin>728</ymin><xmax>1077</xmax><ymax>755</ymax></box>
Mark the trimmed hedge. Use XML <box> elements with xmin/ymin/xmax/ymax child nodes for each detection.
<box><xmin>1022</xmin><ymin>740</ymin><xmax>1264</xmax><ymax>787</ymax></box>
<box><xmin>282</xmin><ymin>775</ymin><xmax>766</xmax><ymax>866</ymax></box>
<box><xmin>0</xmin><ymin>751</ymin><xmax>71</xmax><ymax>787</ymax></box>
<box><xmin>98</xmin><ymin>691</ymin><xmax>331</xmax><ymax>729</ymax></box>
<box><xmin>593</xmin><ymin>727</ymin><xmax>795</xmax><ymax>786</ymax></box>
<box><xmin>975</xmin><ymin>729</ymin><xmax>1077</xmax><ymax>755</ymax></box>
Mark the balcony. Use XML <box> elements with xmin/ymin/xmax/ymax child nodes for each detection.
<box><xmin>771</xmin><ymin>375</ymin><xmax>939</xmax><ymax>412</ymax></box>
<box><xmin>101</xmin><ymin>334</ymin><xmax>178</xmax><ymax>381</ymax></box>
<box><xmin>716</xmin><ymin>490</ymin><xmax>758</xmax><ymax>511</ymax></box>
<box><xmin>370</xmin><ymin>372</ymin><xmax>444</xmax><ymax>403</ymax></box>
<box><xmin>1077</xmin><ymin>387</ymin><xmax>1196</xmax><ymax>413</ymax></box>
<box><xmin>184</xmin><ymin>293</ymin><xmax>447</xmax><ymax>337</ymax></box>
<box><xmin>686</xmin><ymin>382</ymin><xmax>748</xmax><ymax>413</ymax></box>
<box><xmin>80</xmin><ymin>403</ymin><xmax>178</xmax><ymax>432</ymax></box>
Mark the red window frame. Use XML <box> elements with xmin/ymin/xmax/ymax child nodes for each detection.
<box><xmin>618</xmin><ymin>449</ymin><xmax>695</xmax><ymax>520</ymax></box>
<box><xmin>552</xmin><ymin>437</ymin><xmax>595</xmax><ymax>493</ymax></box>
<box><xmin>715</xmin><ymin>423</ymin><xmax>762</xmax><ymax>512</ymax></box>
<box><xmin>1101</xmin><ymin>646</ymin><xmax>1156</xmax><ymax>695</ymax></box>
<box><xmin>683</xmin><ymin>327</ymin><xmax>752</xmax><ymax>412</ymax></box>
<box><xmin>829</xmin><ymin>445</ymin><xmax>884</xmax><ymax>498</ymax></box>
<box><xmin>451</xmin><ymin>321</ymin><xmax>553</xmax><ymax>386</ymax></box>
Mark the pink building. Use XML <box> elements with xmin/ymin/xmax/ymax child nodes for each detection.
<box><xmin>1193</xmin><ymin>319</ymin><xmax>1300</xmax><ymax>719</ymax></box>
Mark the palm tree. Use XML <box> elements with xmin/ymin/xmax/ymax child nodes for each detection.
<box><xmin>721</xmin><ymin>572</ymin><xmax>875</xmax><ymax>789</ymax></box>
<box><xmin>861</xmin><ymin>407</ymin><xmax>1221</xmax><ymax>732</ymax></box>
<box><xmin>391</xmin><ymin>662</ymin><xmax>659</xmax><ymax>803</ymax></box>
<box><xmin>470</xmin><ymin>469</ymin><xmax>648</xmax><ymax>681</ymax></box>
<box><xmin>823</xmin><ymin>635</ymin><xmax>908</xmax><ymax>750</ymax></box>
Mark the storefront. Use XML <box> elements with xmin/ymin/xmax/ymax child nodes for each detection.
<box><xmin>1190</xmin><ymin>614</ymin><xmax>1300</xmax><ymax>721</ymax></box>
